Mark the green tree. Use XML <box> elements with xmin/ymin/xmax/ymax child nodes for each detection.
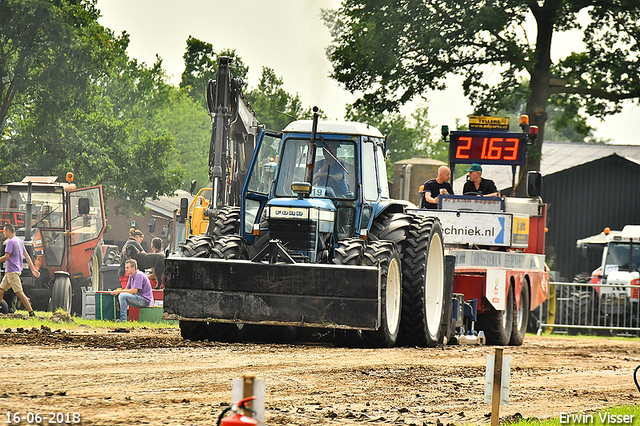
<box><xmin>324</xmin><ymin>1</ymin><xmax>640</xmax><ymax>192</ymax></box>
<box><xmin>180</xmin><ymin>36</ymin><xmax>248</xmax><ymax>109</ymax></box>
<box><xmin>0</xmin><ymin>0</ymin><xmax>183</xmax><ymax>214</ymax></box>
<box><xmin>153</xmin><ymin>87</ymin><xmax>211</xmax><ymax>191</ymax></box>
<box><xmin>346</xmin><ymin>103</ymin><xmax>443</xmax><ymax>178</ymax></box>
<box><xmin>245</xmin><ymin>67</ymin><xmax>309</xmax><ymax>130</ymax></box>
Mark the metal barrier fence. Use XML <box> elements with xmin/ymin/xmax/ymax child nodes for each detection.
<box><xmin>530</xmin><ymin>281</ymin><xmax>640</xmax><ymax>336</ymax></box>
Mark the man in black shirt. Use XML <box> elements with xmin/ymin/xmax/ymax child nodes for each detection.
<box><xmin>421</xmin><ymin>166</ymin><xmax>454</xmax><ymax>209</ymax></box>
<box><xmin>462</xmin><ymin>163</ymin><xmax>500</xmax><ymax>197</ymax></box>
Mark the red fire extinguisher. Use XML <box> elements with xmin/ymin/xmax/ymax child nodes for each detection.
<box><xmin>218</xmin><ymin>396</ymin><xmax>258</xmax><ymax>426</ymax></box>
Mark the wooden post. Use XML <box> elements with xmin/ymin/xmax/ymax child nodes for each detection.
<box><xmin>242</xmin><ymin>374</ymin><xmax>255</xmax><ymax>415</ymax></box>
<box><xmin>491</xmin><ymin>348</ymin><xmax>503</xmax><ymax>426</ymax></box>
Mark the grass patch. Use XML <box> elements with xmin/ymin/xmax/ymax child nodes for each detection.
<box><xmin>0</xmin><ymin>309</ymin><xmax>178</xmax><ymax>331</ymax></box>
<box><xmin>502</xmin><ymin>405</ymin><xmax>640</xmax><ymax>425</ymax></box>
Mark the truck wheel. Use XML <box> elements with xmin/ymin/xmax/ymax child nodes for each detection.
<box><xmin>210</xmin><ymin>206</ymin><xmax>241</xmax><ymax>238</ymax></box>
<box><xmin>182</xmin><ymin>236</ymin><xmax>214</xmax><ymax>258</ymax></box>
<box><xmin>180</xmin><ymin>321</ymin><xmax>209</xmax><ymax>341</ymax></box>
<box><xmin>567</xmin><ymin>290</ymin><xmax>593</xmax><ymax>335</ymax></box>
<box><xmin>0</xmin><ymin>299</ymin><xmax>7</xmax><ymax>314</ymax></box>
<box><xmin>361</xmin><ymin>241</ymin><xmax>402</xmax><ymax>348</ymax></box>
<box><xmin>331</xmin><ymin>238</ymin><xmax>365</xmax><ymax>347</ymax></box>
<box><xmin>51</xmin><ymin>275</ymin><xmax>72</xmax><ymax>313</ymax></box>
<box><xmin>510</xmin><ymin>279</ymin><xmax>530</xmax><ymax>346</ymax></box>
<box><xmin>478</xmin><ymin>285</ymin><xmax>514</xmax><ymax>345</ymax></box>
<box><xmin>373</xmin><ymin>213</ymin><xmax>446</xmax><ymax>347</ymax></box>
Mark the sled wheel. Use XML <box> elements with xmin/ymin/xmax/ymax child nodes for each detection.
<box><xmin>510</xmin><ymin>279</ymin><xmax>530</xmax><ymax>346</ymax></box>
<box><xmin>478</xmin><ymin>284</ymin><xmax>514</xmax><ymax>345</ymax></box>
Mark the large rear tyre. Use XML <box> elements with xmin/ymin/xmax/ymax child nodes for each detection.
<box><xmin>361</xmin><ymin>241</ymin><xmax>402</xmax><ymax>348</ymax></box>
<box><xmin>510</xmin><ymin>280</ymin><xmax>530</xmax><ymax>346</ymax></box>
<box><xmin>51</xmin><ymin>275</ymin><xmax>72</xmax><ymax>313</ymax></box>
<box><xmin>478</xmin><ymin>285</ymin><xmax>514</xmax><ymax>345</ymax></box>
<box><xmin>210</xmin><ymin>236</ymin><xmax>248</xmax><ymax>260</ymax></box>
<box><xmin>209</xmin><ymin>206</ymin><xmax>241</xmax><ymax>238</ymax></box>
<box><xmin>372</xmin><ymin>213</ymin><xmax>446</xmax><ymax>347</ymax></box>
<box><xmin>180</xmin><ymin>321</ymin><xmax>209</xmax><ymax>341</ymax></box>
<box><xmin>182</xmin><ymin>236</ymin><xmax>214</xmax><ymax>258</ymax></box>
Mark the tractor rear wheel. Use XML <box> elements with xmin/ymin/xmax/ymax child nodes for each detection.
<box><xmin>51</xmin><ymin>275</ymin><xmax>72</xmax><ymax>313</ymax></box>
<box><xmin>478</xmin><ymin>285</ymin><xmax>514</xmax><ymax>345</ymax></box>
<box><xmin>371</xmin><ymin>213</ymin><xmax>446</xmax><ymax>347</ymax></box>
<box><xmin>510</xmin><ymin>280</ymin><xmax>530</xmax><ymax>346</ymax></box>
<box><xmin>361</xmin><ymin>241</ymin><xmax>402</xmax><ymax>348</ymax></box>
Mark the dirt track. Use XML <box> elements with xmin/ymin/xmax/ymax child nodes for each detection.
<box><xmin>1</xmin><ymin>323</ymin><xmax>639</xmax><ymax>426</ymax></box>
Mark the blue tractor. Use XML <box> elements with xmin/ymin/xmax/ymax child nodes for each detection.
<box><xmin>164</xmin><ymin>58</ymin><xmax>453</xmax><ymax>348</ymax></box>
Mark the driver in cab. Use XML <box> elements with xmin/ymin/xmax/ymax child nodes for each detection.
<box><xmin>462</xmin><ymin>163</ymin><xmax>500</xmax><ymax>197</ymax></box>
<box><xmin>312</xmin><ymin>146</ymin><xmax>348</xmax><ymax>197</ymax></box>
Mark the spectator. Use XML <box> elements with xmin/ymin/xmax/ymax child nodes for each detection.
<box><xmin>421</xmin><ymin>166</ymin><xmax>454</xmax><ymax>209</ymax></box>
<box><xmin>0</xmin><ymin>224</ymin><xmax>40</xmax><ymax>317</ymax></box>
<box><xmin>118</xmin><ymin>228</ymin><xmax>145</xmax><ymax>288</ymax></box>
<box><xmin>111</xmin><ymin>259</ymin><xmax>154</xmax><ymax>322</ymax></box>
<box><xmin>149</xmin><ymin>237</ymin><xmax>165</xmax><ymax>289</ymax></box>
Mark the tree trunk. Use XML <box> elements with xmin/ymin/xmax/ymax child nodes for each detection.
<box><xmin>515</xmin><ymin>2</ymin><xmax>558</xmax><ymax>196</ymax></box>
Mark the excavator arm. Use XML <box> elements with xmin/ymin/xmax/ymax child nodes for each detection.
<box><xmin>205</xmin><ymin>56</ymin><xmax>260</xmax><ymax>212</ymax></box>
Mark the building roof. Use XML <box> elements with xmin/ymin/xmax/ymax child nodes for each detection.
<box><xmin>452</xmin><ymin>142</ymin><xmax>640</xmax><ymax>193</ymax></box>
<box><xmin>145</xmin><ymin>189</ymin><xmax>195</xmax><ymax>218</ymax></box>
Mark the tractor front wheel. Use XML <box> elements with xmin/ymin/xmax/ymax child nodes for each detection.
<box><xmin>361</xmin><ymin>241</ymin><xmax>402</xmax><ymax>348</ymax></box>
<box><xmin>478</xmin><ymin>285</ymin><xmax>514</xmax><ymax>345</ymax></box>
<box><xmin>51</xmin><ymin>275</ymin><xmax>72</xmax><ymax>313</ymax></box>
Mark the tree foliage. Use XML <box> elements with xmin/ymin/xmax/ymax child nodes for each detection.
<box><xmin>346</xmin><ymin>102</ymin><xmax>444</xmax><ymax>178</ymax></box>
<box><xmin>0</xmin><ymin>0</ymin><xmax>183</xmax><ymax>214</ymax></box>
<box><xmin>325</xmin><ymin>0</ymin><xmax>640</xmax><ymax>190</ymax></box>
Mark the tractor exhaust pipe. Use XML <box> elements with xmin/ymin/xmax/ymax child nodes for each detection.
<box><xmin>304</xmin><ymin>106</ymin><xmax>320</xmax><ymax>186</ymax></box>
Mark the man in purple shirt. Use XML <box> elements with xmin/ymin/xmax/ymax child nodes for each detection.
<box><xmin>110</xmin><ymin>259</ymin><xmax>154</xmax><ymax>322</ymax></box>
<box><xmin>0</xmin><ymin>224</ymin><xmax>41</xmax><ymax>317</ymax></box>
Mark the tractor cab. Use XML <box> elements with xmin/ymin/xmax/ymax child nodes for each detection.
<box><xmin>242</xmin><ymin>120</ymin><xmax>391</xmax><ymax>263</ymax></box>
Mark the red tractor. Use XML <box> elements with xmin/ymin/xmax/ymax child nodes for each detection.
<box><xmin>0</xmin><ymin>174</ymin><xmax>119</xmax><ymax>314</ymax></box>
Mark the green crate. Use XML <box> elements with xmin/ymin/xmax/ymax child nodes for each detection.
<box><xmin>138</xmin><ymin>307</ymin><xmax>176</xmax><ymax>324</ymax></box>
<box><xmin>95</xmin><ymin>293</ymin><xmax>118</xmax><ymax>320</ymax></box>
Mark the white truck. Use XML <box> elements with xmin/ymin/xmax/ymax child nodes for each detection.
<box><xmin>567</xmin><ymin>225</ymin><xmax>640</xmax><ymax>333</ymax></box>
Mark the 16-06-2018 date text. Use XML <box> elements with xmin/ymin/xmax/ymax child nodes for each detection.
<box><xmin>5</xmin><ymin>412</ymin><xmax>81</xmax><ymax>424</ymax></box>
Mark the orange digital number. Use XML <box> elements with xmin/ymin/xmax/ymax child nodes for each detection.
<box><xmin>456</xmin><ymin>137</ymin><xmax>472</xmax><ymax>159</ymax></box>
<box><xmin>486</xmin><ymin>138</ymin><xmax>503</xmax><ymax>159</ymax></box>
<box><xmin>503</xmin><ymin>138</ymin><xmax>519</xmax><ymax>160</ymax></box>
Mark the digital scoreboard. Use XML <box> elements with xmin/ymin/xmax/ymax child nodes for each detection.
<box><xmin>449</xmin><ymin>130</ymin><xmax>527</xmax><ymax>167</ymax></box>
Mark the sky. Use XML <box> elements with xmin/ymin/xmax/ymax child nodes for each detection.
<box><xmin>97</xmin><ymin>0</ymin><xmax>640</xmax><ymax>145</ymax></box>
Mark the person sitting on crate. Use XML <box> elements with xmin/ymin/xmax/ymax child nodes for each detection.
<box><xmin>462</xmin><ymin>163</ymin><xmax>500</xmax><ymax>197</ymax></box>
<box><xmin>118</xmin><ymin>228</ymin><xmax>145</xmax><ymax>289</ymax></box>
<box><xmin>110</xmin><ymin>259</ymin><xmax>154</xmax><ymax>322</ymax></box>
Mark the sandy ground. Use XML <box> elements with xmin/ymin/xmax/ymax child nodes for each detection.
<box><xmin>0</xmin><ymin>322</ymin><xmax>639</xmax><ymax>426</ymax></box>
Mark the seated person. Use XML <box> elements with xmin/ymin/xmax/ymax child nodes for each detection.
<box><xmin>312</xmin><ymin>147</ymin><xmax>349</xmax><ymax>197</ymax></box>
<box><xmin>421</xmin><ymin>166</ymin><xmax>454</xmax><ymax>209</ymax></box>
<box><xmin>462</xmin><ymin>163</ymin><xmax>500</xmax><ymax>197</ymax></box>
